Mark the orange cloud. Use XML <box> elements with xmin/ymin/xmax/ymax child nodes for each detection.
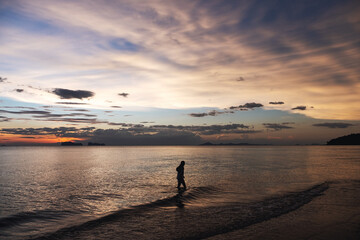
<box><xmin>0</xmin><ymin>134</ymin><xmax>86</xmax><ymax>145</ymax></box>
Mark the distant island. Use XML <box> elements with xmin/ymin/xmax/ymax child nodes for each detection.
<box><xmin>327</xmin><ymin>133</ymin><xmax>360</xmax><ymax>145</ymax></box>
<box><xmin>88</xmin><ymin>142</ymin><xmax>105</xmax><ymax>146</ymax></box>
<box><xmin>61</xmin><ymin>141</ymin><xmax>83</xmax><ymax>146</ymax></box>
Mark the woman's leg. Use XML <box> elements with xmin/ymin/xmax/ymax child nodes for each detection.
<box><xmin>181</xmin><ymin>178</ymin><xmax>186</xmax><ymax>189</ymax></box>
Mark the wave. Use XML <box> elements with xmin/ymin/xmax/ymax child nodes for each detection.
<box><xmin>30</xmin><ymin>183</ymin><xmax>331</xmax><ymax>240</ymax></box>
<box><xmin>0</xmin><ymin>209</ymin><xmax>76</xmax><ymax>229</ymax></box>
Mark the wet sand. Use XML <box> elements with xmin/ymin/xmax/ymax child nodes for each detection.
<box><xmin>207</xmin><ymin>180</ymin><xmax>360</xmax><ymax>240</ymax></box>
<box><xmin>34</xmin><ymin>182</ymin><xmax>344</xmax><ymax>240</ymax></box>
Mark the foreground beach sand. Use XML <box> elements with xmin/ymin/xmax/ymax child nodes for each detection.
<box><xmin>208</xmin><ymin>180</ymin><xmax>360</xmax><ymax>240</ymax></box>
<box><xmin>35</xmin><ymin>181</ymin><xmax>360</xmax><ymax>240</ymax></box>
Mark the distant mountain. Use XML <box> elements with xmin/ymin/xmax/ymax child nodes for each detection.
<box><xmin>61</xmin><ymin>141</ymin><xmax>83</xmax><ymax>146</ymax></box>
<box><xmin>327</xmin><ymin>133</ymin><xmax>360</xmax><ymax>145</ymax></box>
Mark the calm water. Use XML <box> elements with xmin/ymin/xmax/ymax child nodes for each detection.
<box><xmin>0</xmin><ymin>146</ymin><xmax>359</xmax><ymax>239</ymax></box>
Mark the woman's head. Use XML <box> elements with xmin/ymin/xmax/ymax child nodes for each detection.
<box><xmin>181</xmin><ymin>161</ymin><xmax>185</xmax><ymax>166</ymax></box>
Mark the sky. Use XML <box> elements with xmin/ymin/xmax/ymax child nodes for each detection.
<box><xmin>0</xmin><ymin>0</ymin><xmax>359</xmax><ymax>145</ymax></box>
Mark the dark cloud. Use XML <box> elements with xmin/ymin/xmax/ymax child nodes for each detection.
<box><xmin>269</xmin><ymin>101</ymin><xmax>284</xmax><ymax>105</ymax></box>
<box><xmin>118</xmin><ymin>93</ymin><xmax>129</xmax><ymax>97</ymax></box>
<box><xmin>39</xmin><ymin>118</ymin><xmax>107</xmax><ymax>124</ymax></box>
<box><xmin>230</xmin><ymin>102</ymin><xmax>263</xmax><ymax>110</ymax></box>
<box><xmin>0</xmin><ymin>77</ymin><xmax>7</xmax><ymax>83</ymax></box>
<box><xmin>140</xmin><ymin>121</ymin><xmax>155</xmax><ymax>124</ymax></box>
<box><xmin>52</xmin><ymin>88</ymin><xmax>95</xmax><ymax>99</ymax></box>
<box><xmin>150</xmin><ymin>123</ymin><xmax>255</xmax><ymax>135</ymax></box>
<box><xmin>313</xmin><ymin>122</ymin><xmax>354</xmax><ymax>128</ymax></box>
<box><xmin>189</xmin><ymin>113</ymin><xmax>208</xmax><ymax>117</ymax></box>
<box><xmin>107</xmin><ymin>122</ymin><xmax>133</xmax><ymax>126</ymax></box>
<box><xmin>0</xmin><ymin>116</ymin><xmax>12</xmax><ymax>122</ymax></box>
<box><xmin>282</xmin><ymin>122</ymin><xmax>295</xmax><ymax>125</ymax></box>
<box><xmin>0</xmin><ymin>122</ymin><xmax>261</xmax><ymax>145</ymax></box>
<box><xmin>0</xmin><ymin>127</ymin><xmax>95</xmax><ymax>136</ymax></box>
<box><xmin>90</xmin><ymin>129</ymin><xmax>202</xmax><ymax>145</ymax></box>
<box><xmin>188</xmin><ymin>110</ymin><xmax>228</xmax><ymax>117</ymax></box>
<box><xmin>63</xmin><ymin>109</ymin><xmax>89</xmax><ymax>112</ymax></box>
<box><xmin>0</xmin><ymin>109</ymin><xmax>95</xmax><ymax>119</ymax></box>
<box><xmin>55</xmin><ymin>102</ymin><xmax>89</xmax><ymax>105</ymax></box>
<box><xmin>0</xmin><ymin>108</ymin><xmax>105</xmax><ymax>125</ymax></box>
<box><xmin>15</xmin><ymin>89</ymin><xmax>24</xmax><ymax>93</ymax></box>
<box><xmin>291</xmin><ymin>106</ymin><xmax>306</xmax><ymax>110</ymax></box>
<box><xmin>33</xmin><ymin>112</ymin><xmax>97</xmax><ymax>118</ymax></box>
<box><xmin>1</xmin><ymin>106</ymin><xmax>36</xmax><ymax>110</ymax></box>
<box><xmin>208</xmin><ymin>110</ymin><xmax>226</xmax><ymax>116</ymax></box>
<box><xmin>0</xmin><ymin>109</ymin><xmax>51</xmax><ymax>115</ymax></box>
<box><xmin>111</xmin><ymin>106</ymin><xmax>122</xmax><ymax>108</ymax></box>
<box><xmin>263</xmin><ymin>123</ymin><xmax>294</xmax><ymax>131</ymax></box>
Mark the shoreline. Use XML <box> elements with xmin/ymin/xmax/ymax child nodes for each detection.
<box><xmin>207</xmin><ymin>180</ymin><xmax>360</xmax><ymax>240</ymax></box>
<box><xmin>31</xmin><ymin>182</ymin><xmax>343</xmax><ymax>240</ymax></box>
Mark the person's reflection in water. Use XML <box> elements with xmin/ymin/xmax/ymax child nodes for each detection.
<box><xmin>175</xmin><ymin>189</ymin><xmax>185</xmax><ymax>208</ymax></box>
<box><xmin>176</xmin><ymin>161</ymin><xmax>186</xmax><ymax>189</ymax></box>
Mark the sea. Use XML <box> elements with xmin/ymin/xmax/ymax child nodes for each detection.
<box><xmin>0</xmin><ymin>146</ymin><xmax>359</xmax><ymax>239</ymax></box>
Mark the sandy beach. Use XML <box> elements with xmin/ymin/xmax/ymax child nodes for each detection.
<box><xmin>31</xmin><ymin>180</ymin><xmax>360</xmax><ymax>240</ymax></box>
<box><xmin>208</xmin><ymin>180</ymin><xmax>360</xmax><ymax>240</ymax></box>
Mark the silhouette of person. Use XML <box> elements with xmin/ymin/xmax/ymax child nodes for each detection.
<box><xmin>176</xmin><ymin>161</ymin><xmax>186</xmax><ymax>189</ymax></box>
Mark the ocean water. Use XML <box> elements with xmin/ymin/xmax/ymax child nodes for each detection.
<box><xmin>0</xmin><ymin>146</ymin><xmax>359</xmax><ymax>239</ymax></box>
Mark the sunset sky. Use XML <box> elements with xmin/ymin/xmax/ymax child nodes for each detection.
<box><xmin>0</xmin><ymin>0</ymin><xmax>359</xmax><ymax>145</ymax></box>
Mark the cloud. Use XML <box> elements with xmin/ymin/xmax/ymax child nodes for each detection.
<box><xmin>32</xmin><ymin>112</ymin><xmax>97</xmax><ymax>118</ymax></box>
<box><xmin>0</xmin><ymin>116</ymin><xmax>12</xmax><ymax>122</ymax></box>
<box><xmin>55</xmin><ymin>102</ymin><xmax>89</xmax><ymax>105</ymax></box>
<box><xmin>189</xmin><ymin>113</ymin><xmax>208</xmax><ymax>117</ymax></box>
<box><xmin>229</xmin><ymin>102</ymin><xmax>263</xmax><ymax>110</ymax></box>
<box><xmin>118</xmin><ymin>93</ymin><xmax>129</xmax><ymax>97</ymax></box>
<box><xmin>150</xmin><ymin>123</ymin><xmax>255</xmax><ymax>135</ymax></box>
<box><xmin>0</xmin><ymin>109</ymin><xmax>95</xmax><ymax>118</ymax></box>
<box><xmin>188</xmin><ymin>110</ymin><xmax>228</xmax><ymax>117</ymax></box>
<box><xmin>312</xmin><ymin>122</ymin><xmax>354</xmax><ymax>129</ymax></box>
<box><xmin>269</xmin><ymin>101</ymin><xmax>284</xmax><ymax>105</ymax></box>
<box><xmin>0</xmin><ymin>122</ymin><xmax>263</xmax><ymax>145</ymax></box>
<box><xmin>0</xmin><ymin>127</ymin><xmax>95</xmax><ymax>136</ymax></box>
<box><xmin>111</xmin><ymin>106</ymin><xmax>122</xmax><ymax>108</ymax></box>
<box><xmin>263</xmin><ymin>123</ymin><xmax>294</xmax><ymax>131</ymax></box>
<box><xmin>291</xmin><ymin>106</ymin><xmax>306</xmax><ymax>110</ymax></box>
<box><xmin>1</xmin><ymin>106</ymin><xmax>36</xmax><ymax>110</ymax></box>
<box><xmin>52</xmin><ymin>88</ymin><xmax>95</xmax><ymax>99</ymax></box>
<box><xmin>90</xmin><ymin>128</ymin><xmax>202</xmax><ymax>145</ymax></box>
<box><xmin>15</xmin><ymin>89</ymin><xmax>24</xmax><ymax>93</ymax></box>
<box><xmin>208</xmin><ymin>110</ymin><xmax>226</xmax><ymax>116</ymax></box>
<box><xmin>2</xmin><ymin>0</ymin><xmax>359</xmax><ymax>121</ymax></box>
<box><xmin>0</xmin><ymin>77</ymin><xmax>7</xmax><ymax>83</ymax></box>
<box><xmin>237</xmin><ymin>76</ymin><xmax>245</xmax><ymax>81</ymax></box>
<box><xmin>41</xmin><ymin>118</ymin><xmax>107</xmax><ymax>124</ymax></box>
<box><xmin>63</xmin><ymin>109</ymin><xmax>89</xmax><ymax>112</ymax></box>
<box><xmin>107</xmin><ymin>122</ymin><xmax>135</xmax><ymax>126</ymax></box>
<box><xmin>0</xmin><ymin>109</ymin><xmax>51</xmax><ymax>115</ymax></box>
